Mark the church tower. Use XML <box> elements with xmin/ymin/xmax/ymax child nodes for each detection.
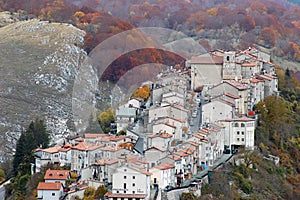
<box><xmin>222</xmin><ymin>51</ymin><xmax>241</xmax><ymax>80</ymax></box>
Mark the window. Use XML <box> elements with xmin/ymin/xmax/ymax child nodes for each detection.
<box><xmin>241</xmin><ymin>123</ymin><xmax>245</xmax><ymax>127</ymax></box>
<box><xmin>234</xmin><ymin>123</ymin><xmax>239</xmax><ymax>127</ymax></box>
<box><xmin>117</xmin><ymin>190</ymin><xmax>119</xmax><ymax>193</ymax></box>
<box><xmin>133</xmin><ymin>176</ymin><xmax>135</xmax><ymax>179</ymax></box>
<box><xmin>124</xmin><ymin>176</ymin><xmax>126</xmax><ymax>179</ymax></box>
<box><xmin>154</xmin><ymin>178</ymin><xmax>157</xmax><ymax>183</ymax></box>
<box><xmin>52</xmin><ymin>193</ymin><xmax>55</xmax><ymax>196</ymax></box>
<box><xmin>124</xmin><ymin>183</ymin><xmax>127</xmax><ymax>189</ymax></box>
<box><xmin>242</xmin><ymin>138</ymin><xmax>244</xmax><ymax>142</ymax></box>
<box><xmin>132</xmin><ymin>183</ymin><xmax>135</xmax><ymax>187</ymax></box>
<box><xmin>242</xmin><ymin>132</ymin><xmax>244</xmax><ymax>135</ymax></box>
<box><xmin>133</xmin><ymin>191</ymin><xmax>135</xmax><ymax>194</ymax></box>
<box><xmin>237</xmin><ymin>138</ymin><xmax>240</xmax><ymax>142</ymax></box>
<box><xmin>237</xmin><ymin>131</ymin><xmax>240</xmax><ymax>135</ymax></box>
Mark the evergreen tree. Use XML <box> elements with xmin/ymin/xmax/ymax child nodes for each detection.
<box><xmin>12</xmin><ymin>119</ymin><xmax>49</xmax><ymax>175</ymax></box>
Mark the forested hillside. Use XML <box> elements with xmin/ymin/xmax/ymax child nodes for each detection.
<box><xmin>1</xmin><ymin>0</ymin><xmax>300</xmax><ymax>72</ymax></box>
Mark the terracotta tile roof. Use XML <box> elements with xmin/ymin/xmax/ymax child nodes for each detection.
<box><xmin>263</xmin><ymin>73</ymin><xmax>277</xmax><ymax>79</ymax></box>
<box><xmin>241</xmin><ymin>62</ymin><xmax>257</xmax><ymax>67</ymax></box>
<box><xmin>193</xmin><ymin>133</ymin><xmax>205</xmax><ymax>140</ymax></box>
<box><xmin>188</xmin><ymin>141</ymin><xmax>200</xmax><ymax>147</ymax></box>
<box><xmin>175</xmin><ymin>151</ymin><xmax>188</xmax><ymax>157</ymax></box>
<box><xmin>37</xmin><ymin>182</ymin><xmax>62</xmax><ymax>190</ymax></box>
<box><xmin>72</xmin><ymin>142</ymin><xmax>103</xmax><ymax>151</ymax></box>
<box><xmin>105</xmin><ymin>192</ymin><xmax>146</xmax><ymax>198</ymax></box>
<box><xmin>100</xmin><ymin>145</ymin><xmax>121</xmax><ymax>152</ymax></box>
<box><xmin>125</xmin><ymin>154</ymin><xmax>148</xmax><ymax>165</ymax></box>
<box><xmin>149</xmin><ymin>132</ymin><xmax>173</xmax><ymax>139</ymax></box>
<box><xmin>181</xmin><ymin>148</ymin><xmax>195</xmax><ymax>155</ymax></box>
<box><xmin>109</xmin><ymin>135</ymin><xmax>126</xmax><ymax>142</ymax></box>
<box><xmin>210</xmin><ymin>122</ymin><xmax>226</xmax><ymax>128</ymax></box>
<box><xmin>167</xmin><ymin>154</ymin><xmax>181</xmax><ymax>161</ymax></box>
<box><xmin>225</xmin><ymin>93</ymin><xmax>239</xmax><ymax>99</ymax></box>
<box><xmin>40</xmin><ymin>146</ymin><xmax>61</xmax><ymax>154</ymax></box>
<box><xmin>250</xmin><ymin>78</ymin><xmax>264</xmax><ymax>83</ymax></box>
<box><xmin>35</xmin><ymin>144</ymin><xmax>73</xmax><ymax>154</ymax></box>
<box><xmin>161</xmin><ymin>122</ymin><xmax>176</xmax><ymax>128</ymax></box>
<box><xmin>223</xmin><ymin>80</ymin><xmax>248</xmax><ymax>90</ymax></box>
<box><xmin>189</xmin><ymin>56</ymin><xmax>223</xmax><ymax>64</ymax></box>
<box><xmin>222</xmin><ymin>116</ymin><xmax>255</xmax><ymax>122</ymax></box>
<box><xmin>44</xmin><ymin>169</ymin><xmax>70</xmax><ymax>180</ymax></box>
<box><xmin>84</xmin><ymin>133</ymin><xmax>107</xmax><ymax>138</ymax></box>
<box><xmin>59</xmin><ymin>144</ymin><xmax>72</xmax><ymax>152</ymax></box>
<box><xmin>199</xmin><ymin>128</ymin><xmax>209</xmax><ymax>135</ymax></box>
<box><xmin>75</xmin><ymin>137</ymin><xmax>84</xmax><ymax>142</ymax></box>
<box><xmin>94</xmin><ymin>158</ymin><xmax>119</xmax><ymax>166</ymax></box>
<box><xmin>155</xmin><ymin>163</ymin><xmax>175</xmax><ymax>170</ymax></box>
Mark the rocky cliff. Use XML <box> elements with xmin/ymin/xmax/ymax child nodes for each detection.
<box><xmin>0</xmin><ymin>15</ymin><xmax>94</xmax><ymax>161</ymax></box>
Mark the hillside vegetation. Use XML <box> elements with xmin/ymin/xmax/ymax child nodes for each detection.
<box><xmin>1</xmin><ymin>0</ymin><xmax>300</xmax><ymax>76</ymax></box>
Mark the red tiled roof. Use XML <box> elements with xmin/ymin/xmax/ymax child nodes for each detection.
<box><xmin>250</xmin><ymin>78</ymin><xmax>264</xmax><ymax>83</ymax></box>
<box><xmin>109</xmin><ymin>135</ymin><xmax>126</xmax><ymax>142</ymax></box>
<box><xmin>193</xmin><ymin>133</ymin><xmax>205</xmax><ymax>140</ymax></box>
<box><xmin>167</xmin><ymin>155</ymin><xmax>181</xmax><ymax>161</ymax></box>
<box><xmin>241</xmin><ymin>62</ymin><xmax>256</xmax><ymax>67</ymax></box>
<box><xmin>37</xmin><ymin>182</ymin><xmax>62</xmax><ymax>190</ymax></box>
<box><xmin>175</xmin><ymin>151</ymin><xmax>188</xmax><ymax>157</ymax></box>
<box><xmin>84</xmin><ymin>133</ymin><xmax>107</xmax><ymax>138</ymax></box>
<box><xmin>40</xmin><ymin>146</ymin><xmax>61</xmax><ymax>154</ymax></box>
<box><xmin>188</xmin><ymin>141</ymin><xmax>200</xmax><ymax>147</ymax></box>
<box><xmin>225</xmin><ymin>93</ymin><xmax>239</xmax><ymax>99</ymax></box>
<box><xmin>223</xmin><ymin>80</ymin><xmax>247</xmax><ymax>90</ymax></box>
<box><xmin>149</xmin><ymin>132</ymin><xmax>173</xmax><ymax>139</ymax></box>
<box><xmin>72</xmin><ymin>142</ymin><xmax>103</xmax><ymax>151</ymax></box>
<box><xmin>94</xmin><ymin>158</ymin><xmax>119</xmax><ymax>166</ymax></box>
<box><xmin>263</xmin><ymin>73</ymin><xmax>277</xmax><ymax>79</ymax></box>
<box><xmin>44</xmin><ymin>170</ymin><xmax>70</xmax><ymax>180</ymax></box>
<box><xmin>222</xmin><ymin>116</ymin><xmax>255</xmax><ymax>122</ymax></box>
<box><xmin>100</xmin><ymin>145</ymin><xmax>121</xmax><ymax>152</ymax></box>
<box><xmin>210</xmin><ymin>122</ymin><xmax>226</xmax><ymax>128</ymax></box>
<box><xmin>155</xmin><ymin>163</ymin><xmax>175</xmax><ymax>170</ymax></box>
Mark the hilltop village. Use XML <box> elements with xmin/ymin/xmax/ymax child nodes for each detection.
<box><xmin>34</xmin><ymin>47</ymin><xmax>278</xmax><ymax>200</ymax></box>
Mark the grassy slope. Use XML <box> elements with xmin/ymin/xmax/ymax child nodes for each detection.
<box><xmin>0</xmin><ymin>17</ymin><xmax>85</xmax><ymax>159</ymax></box>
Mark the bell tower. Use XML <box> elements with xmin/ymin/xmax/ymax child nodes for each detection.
<box><xmin>222</xmin><ymin>51</ymin><xmax>241</xmax><ymax>80</ymax></box>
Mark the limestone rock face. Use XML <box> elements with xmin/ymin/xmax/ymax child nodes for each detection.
<box><xmin>0</xmin><ymin>16</ymin><xmax>95</xmax><ymax>161</ymax></box>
